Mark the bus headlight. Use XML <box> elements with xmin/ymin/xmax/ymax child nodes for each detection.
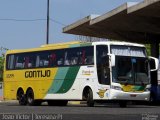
<box><xmin>111</xmin><ymin>85</ymin><xmax>122</xmax><ymax>91</ymax></box>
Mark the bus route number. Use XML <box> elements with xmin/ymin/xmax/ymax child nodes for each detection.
<box><xmin>6</xmin><ymin>74</ymin><xmax>14</xmax><ymax>78</ymax></box>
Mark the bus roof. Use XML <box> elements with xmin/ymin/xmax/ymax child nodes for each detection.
<box><xmin>6</xmin><ymin>41</ymin><xmax>145</xmax><ymax>54</ymax></box>
<box><xmin>40</xmin><ymin>41</ymin><xmax>82</xmax><ymax>48</ymax></box>
<box><xmin>93</xmin><ymin>41</ymin><xmax>145</xmax><ymax>47</ymax></box>
<box><xmin>6</xmin><ymin>41</ymin><xmax>90</xmax><ymax>54</ymax></box>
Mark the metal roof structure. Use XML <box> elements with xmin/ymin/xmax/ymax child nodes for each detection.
<box><xmin>63</xmin><ymin>0</ymin><xmax>160</xmax><ymax>44</ymax></box>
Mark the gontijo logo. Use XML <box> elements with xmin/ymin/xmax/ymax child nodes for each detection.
<box><xmin>25</xmin><ymin>70</ymin><xmax>51</xmax><ymax>78</ymax></box>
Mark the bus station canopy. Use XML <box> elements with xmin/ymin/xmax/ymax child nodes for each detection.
<box><xmin>63</xmin><ymin>0</ymin><xmax>160</xmax><ymax>44</ymax></box>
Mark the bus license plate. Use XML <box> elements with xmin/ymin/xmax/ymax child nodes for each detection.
<box><xmin>130</xmin><ymin>94</ymin><xmax>137</xmax><ymax>97</ymax></box>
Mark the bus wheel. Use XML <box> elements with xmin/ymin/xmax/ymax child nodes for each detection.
<box><xmin>119</xmin><ymin>101</ymin><xmax>127</xmax><ymax>108</ymax></box>
<box><xmin>17</xmin><ymin>89</ymin><xmax>27</xmax><ymax>105</ymax></box>
<box><xmin>86</xmin><ymin>89</ymin><xmax>94</xmax><ymax>107</ymax></box>
<box><xmin>26</xmin><ymin>89</ymin><xmax>35</xmax><ymax>106</ymax></box>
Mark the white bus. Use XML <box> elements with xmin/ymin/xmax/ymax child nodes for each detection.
<box><xmin>4</xmin><ymin>41</ymin><xmax>158</xmax><ymax>107</ymax></box>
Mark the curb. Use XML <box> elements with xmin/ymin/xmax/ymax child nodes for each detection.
<box><xmin>68</xmin><ymin>101</ymin><xmax>86</xmax><ymax>105</ymax></box>
<box><xmin>0</xmin><ymin>100</ymin><xmax>86</xmax><ymax>104</ymax></box>
<box><xmin>0</xmin><ymin>100</ymin><xmax>18</xmax><ymax>103</ymax></box>
<box><xmin>68</xmin><ymin>101</ymin><xmax>81</xmax><ymax>105</ymax></box>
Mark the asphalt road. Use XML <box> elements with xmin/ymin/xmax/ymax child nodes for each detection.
<box><xmin>0</xmin><ymin>101</ymin><xmax>160</xmax><ymax>120</ymax></box>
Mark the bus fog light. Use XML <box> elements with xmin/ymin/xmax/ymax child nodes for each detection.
<box><xmin>145</xmin><ymin>98</ymin><xmax>148</xmax><ymax>100</ymax></box>
<box><xmin>111</xmin><ymin>85</ymin><xmax>122</xmax><ymax>91</ymax></box>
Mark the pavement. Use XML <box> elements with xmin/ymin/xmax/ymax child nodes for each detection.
<box><xmin>0</xmin><ymin>99</ymin><xmax>83</xmax><ymax>105</ymax></box>
<box><xmin>0</xmin><ymin>86</ymin><xmax>2</xmax><ymax>101</ymax></box>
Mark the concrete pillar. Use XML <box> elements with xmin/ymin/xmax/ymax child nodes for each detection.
<box><xmin>150</xmin><ymin>41</ymin><xmax>159</xmax><ymax>101</ymax></box>
<box><xmin>150</xmin><ymin>42</ymin><xmax>159</xmax><ymax>85</ymax></box>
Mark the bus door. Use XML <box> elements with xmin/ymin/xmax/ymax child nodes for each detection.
<box><xmin>96</xmin><ymin>45</ymin><xmax>111</xmax><ymax>96</ymax></box>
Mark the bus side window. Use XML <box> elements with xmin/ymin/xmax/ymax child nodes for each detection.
<box><xmin>24</xmin><ymin>57</ymin><xmax>30</xmax><ymax>68</ymax></box>
<box><xmin>57</xmin><ymin>58</ymin><xmax>63</xmax><ymax>65</ymax></box>
<box><xmin>6</xmin><ymin>54</ymin><xmax>15</xmax><ymax>70</ymax></box>
<box><xmin>64</xmin><ymin>48</ymin><xmax>79</xmax><ymax>66</ymax></box>
<box><xmin>83</xmin><ymin>46</ymin><xmax>94</xmax><ymax>65</ymax></box>
<box><xmin>56</xmin><ymin>50</ymin><xmax>64</xmax><ymax>66</ymax></box>
<box><xmin>36</xmin><ymin>56</ymin><xmax>40</xmax><ymax>67</ymax></box>
<box><xmin>49</xmin><ymin>53</ymin><xmax>57</xmax><ymax>67</ymax></box>
<box><xmin>39</xmin><ymin>60</ymin><xmax>49</xmax><ymax>67</ymax></box>
<box><xmin>70</xmin><ymin>48</ymin><xmax>79</xmax><ymax>65</ymax></box>
<box><xmin>36</xmin><ymin>51</ymin><xmax>49</xmax><ymax>67</ymax></box>
<box><xmin>85</xmin><ymin>56</ymin><xmax>93</xmax><ymax>64</ymax></box>
<box><xmin>78</xmin><ymin>50</ymin><xmax>85</xmax><ymax>65</ymax></box>
<box><xmin>15</xmin><ymin>63</ymin><xmax>23</xmax><ymax>69</ymax></box>
<box><xmin>23</xmin><ymin>53</ymin><xmax>36</xmax><ymax>68</ymax></box>
<box><xmin>64</xmin><ymin>51</ymin><xmax>70</xmax><ymax>65</ymax></box>
<box><xmin>15</xmin><ymin>55</ymin><xmax>25</xmax><ymax>69</ymax></box>
<box><xmin>71</xmin><ymin>57</ymin><xmax>78</xmax><ymax>65</ymax></box>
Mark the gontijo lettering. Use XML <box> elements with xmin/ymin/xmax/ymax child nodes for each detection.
<box><xmin>25</xmin><ymin>70</ymin><xmax>51</xmax><ymax>78</ymax></box>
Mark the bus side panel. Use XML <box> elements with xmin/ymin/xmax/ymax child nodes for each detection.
<box><xmin>44</xmin><ymin>66</ymin><xmax>82</xmax><ymax>100</ymax></box>
<box><xmin>3</xmin><ymin>81</ymin><xmax>17</xmax><ymax>100</ymax></box>
<box><xmin>3</xmin><ymin>68</ymin><xmax>58</xmax><ymax>100</ymax></box>
<box><xmin>44</xmin><ymin>65</ymin><xmax>98</xmax><ymax>100</ymax></box>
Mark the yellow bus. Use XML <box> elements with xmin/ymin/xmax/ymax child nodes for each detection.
<box><xmin>3</xmin><ymin>41</ymin><xmax>158</xmax><ymax>107</ymax></box>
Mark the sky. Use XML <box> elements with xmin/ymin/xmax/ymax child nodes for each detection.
<box><xmin>0</xmin><ymin>0</ymin><xmax>143</xmax><ymax>51</ymax></box>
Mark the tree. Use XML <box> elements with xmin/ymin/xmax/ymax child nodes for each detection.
<box><xmin>145</xmin><ymin>44</ymin><xmax>151</xmax><ymax>56</ymax></box>
<box><xmin>0</xmin><ymin>47</ymin><xmax>9</xmax><ymax>81</ymax></box>
<box><xmin>0</xmin><ymin>54</ymin><xmax>5</xmax><ymax>81</ymax></box>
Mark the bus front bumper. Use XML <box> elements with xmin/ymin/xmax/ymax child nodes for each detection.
<box><xmin>109</xmin><ymin>89</ymin><xmax>150</xmax><ymax>101</ymax></box>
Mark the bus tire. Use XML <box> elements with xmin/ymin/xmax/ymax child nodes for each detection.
<box><xmin>86</xmin><ymin>89</ymin><xmax>94</xmax><ymax>107</ymax></box>
<box><xmin>26</xmin><ymin>88</ymin><xmax>35</xmax><ymax>106</ymax></box>
<box><xmin>119</xmin><ymin>101</ymin><xmax>127</xmax><ymax>108</ymax></box>
<box><xmin>17</xmin><ymin>89</ymin><xmax>27</xmax><ymax>106</ymax></box>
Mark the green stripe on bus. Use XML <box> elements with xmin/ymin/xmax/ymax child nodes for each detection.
<box><xmin>69</xmin><ymin>44</ymin><xmax>80</xmax><ymax>48</ymax></box>
<box><xmin>80</xmin><ymin>43</ymin><xmax>92</xmax><ymax>47</ymax></box>
<box><xmin>69</xmin><ymin>42</ymin><xmax>92</xmax><ymax>48</ymax></box>
<box><xmin>48</xmin><ymin>67</ymin><xmax>69</xmax><ymax>93</ymax></box>
<box><xmin>56</xmin><ymin>66</ymin><xmax>80</xmax><ymax>93</ymax></box>
<box><xmin>133</xmin><ymin>86</ymin><xmax>145</xmax><ymax>91</ymax></box>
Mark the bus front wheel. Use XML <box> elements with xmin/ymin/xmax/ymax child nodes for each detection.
<box><xmin>86</xmin><ymin>89</ymin><xmax>94</xmax><ymax>107</ymax></box>
<box><xmin>17</xmin><ymin>89</ymin><xmax>27</xmax><ymax>105</ymax></box>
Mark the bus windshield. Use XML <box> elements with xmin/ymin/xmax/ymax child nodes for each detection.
<box><xmin>112</xmin><ymin>56</ymin><xmax>150</xmax><ymax>85</ymax></box>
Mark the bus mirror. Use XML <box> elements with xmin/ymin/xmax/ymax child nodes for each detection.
<box><xmin>149</xmin><ymin>56</ymin><xmax>159</xmax><ymax>72</ymax></box>
<box><xmin>110</xmin><ymin>54</ymin><xmax>115</xmax><ymax>67</ymax></box>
